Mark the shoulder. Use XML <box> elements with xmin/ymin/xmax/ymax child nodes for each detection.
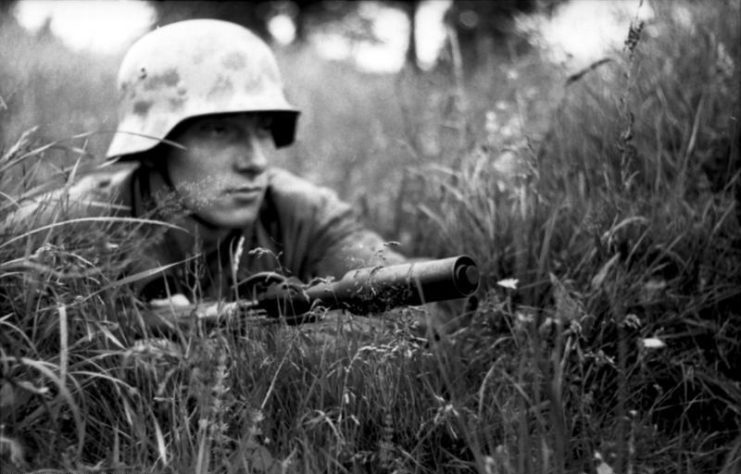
<box><xmin>67</xmin><ymin>164</ymin><xmax>136</xmax><ymax>205</ymax></box>
<box><xmin>5</xmin><ymin>164</ymin><xmax>137</xmax><ymax>226</ymax></box>
<box><xmin>267</xmin><ymin>168</ymin><xmax>334</xmax><ymax>196</ymax></box>
<box><xmin>266</xmin><ymin>167</ymin><xmax>348</xmax><ymax>212</ymax></box>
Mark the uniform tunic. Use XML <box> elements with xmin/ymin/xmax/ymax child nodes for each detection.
<box><xmin>7</xmin><ymin>164</ymin><xmax>406</xmax><ymax>301</ymax></box>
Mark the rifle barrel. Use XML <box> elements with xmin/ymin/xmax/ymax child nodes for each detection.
<box><xmin>146</xmin><ymin>256</ymin><xmax>481</xmax><ymax>326</ymax></box>
<box><xmin>305</xmin><ymin>255</ymin><xmax>479</xmax><ymax>314</ymax></box>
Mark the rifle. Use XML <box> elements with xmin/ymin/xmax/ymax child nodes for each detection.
<box><xmin>144</xmin><ymin>255</ymin><xmax>479</xmax><ymax>329</ymax></box>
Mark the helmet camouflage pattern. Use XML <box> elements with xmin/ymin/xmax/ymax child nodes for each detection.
<box><xmin>106</xmin><ymin>19</ymin><xmax>299</xmax><ymax>160</ymax></box>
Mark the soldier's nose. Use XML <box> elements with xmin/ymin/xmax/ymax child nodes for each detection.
<box><xmin>235</xmin><ymin>143</ymin><xmax>267</xmax><ymax>176</ymax></box>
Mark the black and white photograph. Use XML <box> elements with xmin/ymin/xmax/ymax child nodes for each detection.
<box><xmin>0</xmin><ymin>0</ymin><xmax>739</xmax><ymax>472</ymax></box>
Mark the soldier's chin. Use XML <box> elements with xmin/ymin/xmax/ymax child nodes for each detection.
<box><xmin>196</xmin><ymin>207</ymin><xmax>259</xmax><ymax>229</ymax></box>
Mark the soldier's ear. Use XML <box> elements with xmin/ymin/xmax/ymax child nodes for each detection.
<box><xmin>113</xmin><ymin>148</ymin><xmax>154</xmax><ymax>168</ymax></box>
<box><xmin>139</xmin><ymin>155</ymin><xmax>157</xmax><ymax>169</ymax></box>
<box><xmin>132</xmin><ymin>145</ymin><xmax>164</xmax><ymax>169</ymax></box>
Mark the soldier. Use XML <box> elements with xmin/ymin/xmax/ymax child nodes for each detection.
<box><xmin>9</xmin><ymin>19</ymin><xmax>407</xmax><ymax>311</ymax></box>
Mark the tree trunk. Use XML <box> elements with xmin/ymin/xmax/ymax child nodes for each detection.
<box><xmin>400</xmin><ymin>0</ymin><xmax>420</xmax><ymax>72</ymax></box>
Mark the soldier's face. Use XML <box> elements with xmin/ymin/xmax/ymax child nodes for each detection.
<box><xmin>164</xmin><ymin>114</ymin><xmax>273</xmax><ymax>228</ymax></box>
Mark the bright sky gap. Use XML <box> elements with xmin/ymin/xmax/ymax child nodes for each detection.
<box><xmin>13</xmin><ymin>0</ymin><xmax>655</xmax><ymax>73</ymax></box>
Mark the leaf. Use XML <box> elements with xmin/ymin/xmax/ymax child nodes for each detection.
<box><xmin>0</xmin><ymin>435</ymin><xmax>26</xmax><ymax>467</ymax></box>
<box><xmin>246</xmin><ymin>445</ymin><xmax>277</xmax><ymax>472</ymax></box>
<box><xmin>0</xmin><ymin>382</ymin><xmax>14</xmax><ymax>409</ymax></box>
<box><xmin>550</xmin><ymin>273</ymin><xmax>581</xmax><ymax>322</ymax></box>
<box><xmin>596</xmin><ymin>460</ymin><xmax>615</xmax><ymax>474</ymax></box>
<box><xmin>594</xmin><ymin>451</ymin><xmax>615</xmax><ymax>474</ymax></box>
<box><xmin>591</xmin><ymin>253</ymin><xmax>621</xmax><ymax>290</ymax></box>
<box><xmin>641</xmin><ymin>337</ymin><xmax>666</xmax><ymax>349</ymax></box>
<box><xmin>59</xmin><ymin>305</ymin><xmax>68</xmax><ymax>384</ymax></box>
<box><xmin>497</xmin><ymin>278</ymin><xmax>519</xmax><ymax>290</ymax></box>
<box><xmin>153</xmin><ymin>417</ymin><xmax>168</xmax><ymax>466</ymax></box>
<box><xmin>16</xmin><ymin>380</ymin><xmax>50</xmax><ymax>396</ymax></box>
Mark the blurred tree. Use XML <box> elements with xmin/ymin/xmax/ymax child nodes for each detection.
<box><xmin>295</xmin><ymin>0</ymin><xmax>423</xmax><ymax>70</ymax></box>
<box><xmin>149</xmin><ymin>0</ymin><xmax>570</xmax><ymax>75</ymax></box>
<box><xmin>4</xmin><ymin>0</ymin><xmax>558</xmax><ymax>73</ymax></box>
<box><xmin>0</xmin><ymin>0</ymin><xmax>16</xmax><ymax>18</ymax></box>
<box><xmin>150</xmin><ymin>1</ymin><xmax>273</xmax><ymax>39</ymax></box>
<box><xmin>291</xmin><ymin>0</ymin><xmax>356</xmax><ymax>42</ymax></box>
<box><xmin>442</xmin><ymin>0</ymin><xmax>557</xmax><ymax>73</ymax></box>
<box><xmin>398</xmin><ymin>0</ymin><xmax>421</xmax><ymax>72</ymax></box>
<box><xmin>150</xmin><ymin>0</ymin><xmax>358</xmax><ymax>44</ymax></box>
<box><xmin>149</xmin><ymin>0</ymin><xmax>425</xmax><ymax>69</ymax></box>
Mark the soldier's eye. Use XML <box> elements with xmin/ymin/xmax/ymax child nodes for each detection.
<box><xmin>201</xmin><ymin>122</ymin><xmax>229</xmax><ymax>137</ymax></box>
<box><xmin>258</xmin><ymin>116</ymin><xmax>273</xmax><ymax>132</ymax></box>
<box><xmin>251</xmin><ymin>117</ymin><xmax>272</xmax><ymax>139</ymax></box>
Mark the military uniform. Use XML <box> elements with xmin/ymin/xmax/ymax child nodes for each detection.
<box><xmin>6</xmin><ymin>19</ymin><xmax>407</xmax><ymax>306</ymax></box>
<box><xmin>7</xmin><ymin>162</ymin><xmax>404</xmax><ymax>302</ymax></box>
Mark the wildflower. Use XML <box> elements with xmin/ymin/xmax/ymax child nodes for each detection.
<box><xmin>640</xmin><ymin>337</ymin><xmax>666</xmax><ymax>349</ymax></box>
<box><xmin>623</xmin><ymin>313</ymin><xmax>641</xmax><ymax>329</ymax></box>
<box><xmin>515</xmin><ymin>311</ymin><xmax>534</xmax><ymax>324</ymax></box>
<box><xmin>594</xmin><ymin>451</ymin><xmax>616</xmax><ymax>474</ymax></box>
<box><xmin>497</xmin><ymin>278</ymin><xmax>518</xmax><ymax>290</ymax></box>
<box><xmin>149</xmin><ymin>293</ymin><xmax>190</xmax><ymax>308</ymax></box>
<box><xmin>0</xmin><ymin>434</ymin><xmax>26</xmax><ymax>469</ymax></box>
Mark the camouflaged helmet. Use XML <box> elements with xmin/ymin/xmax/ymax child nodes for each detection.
<box><xmin>106</xmin><ymin>19</ymin><xmax>299</xmax><ymax>160</ymax></box>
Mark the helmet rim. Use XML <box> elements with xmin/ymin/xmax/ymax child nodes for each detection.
<box><xmin>106</xmin><ymin>19</ymin><xmax>299</xmax><ymax>160</ymax></box>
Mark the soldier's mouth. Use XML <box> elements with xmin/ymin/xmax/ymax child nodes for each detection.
<box><xmin>226</xmin><ymin>186</ymin><xmax>262</xmax><ymax>194</ymax></box>
<box><xmin>226</xmin><ymin>187</ymin><xmax>263</xmax><ymax>200</ymax></box>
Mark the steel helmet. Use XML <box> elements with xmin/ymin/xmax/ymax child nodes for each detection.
<box><xmin>106</xmin><ymin>19</ymin><xmax>299</xmax><ymax>160</ymax></box>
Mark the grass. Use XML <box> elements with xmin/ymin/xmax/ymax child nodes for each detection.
<box><xmin>1</xmin><ymin>0</ymin><xmax>740</xmax><ymax>472</ymax></box>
